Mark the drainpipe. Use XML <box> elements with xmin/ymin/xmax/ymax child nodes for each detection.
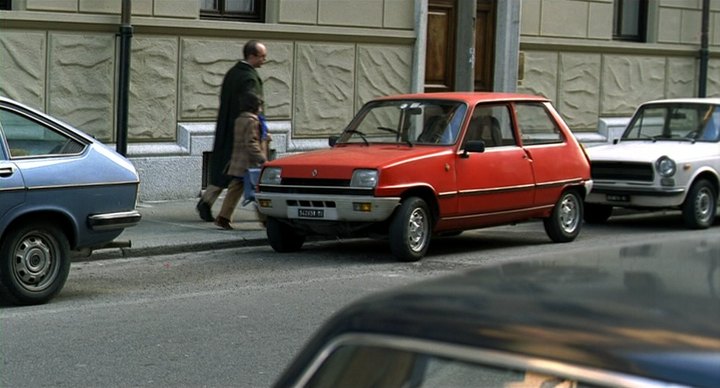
<box><xmin>116</xmin><ymin>0</ymin><xmax>132</xmax><ymax>156</ymax></box>
<box><xmin>698</xmin><ymin>0</ymin><xmax>709</xmax><ymax>97</ymax></box>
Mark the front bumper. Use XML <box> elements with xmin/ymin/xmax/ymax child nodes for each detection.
<box><xmin>255</xmin><ymin>192</ymin><xmax>401</xmax><ymax>222</ymax></box>
<box><xmin>586</xmin><ymin>183</ymin><xmax>685</xmax><ymax>207</ymax></box>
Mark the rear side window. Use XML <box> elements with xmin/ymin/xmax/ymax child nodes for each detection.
<box><xmin>514</xmin><ymin>103</ymin><xmax>564</xmax><ymax>145</ymax></box>
<box><xmin>0</xmin><ymin>108</ymin><xmax>85</xmax><ymax>158</ymax></box>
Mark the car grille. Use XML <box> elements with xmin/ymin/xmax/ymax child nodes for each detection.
<box><xmin>259</xmin><ymin>178</ymin><xmax>373</xmax><ymax>196</ymax></box>
<box><xmin>591</xmin><ymin>161</ymin><xmax>654</xmax><ymax>182</ymax></box>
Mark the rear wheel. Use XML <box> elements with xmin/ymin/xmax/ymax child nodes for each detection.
<box><xmin>0</xmin><ymin>222</ymin><xmax>70</xmax><ymax>305</ymax></box>
<box><xmin>544</xmin><ymin>191</ymin><xmax>582</xmax><ymax>243</ymax></box>
<box><xmin>266</xmin><ymin>217</ymin><xmax>305</xmax><ymax>252</ymax></box>
<box><xmin>389</xmin><ymin>197</ymin><xmax>431</xmax><ymax>262</ymax></box>
<box><xmin>583</xmin><ymin>203</ymin><xmax>613</xmax><ymax>224</ymax></box>
<box><xmin>682</xmin><ymin>179</ymin><xmax>716</xmax><ymax>229</ymax></box>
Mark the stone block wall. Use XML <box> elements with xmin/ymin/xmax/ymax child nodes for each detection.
<box><xmin>519</xmin><ymin>0</ymin><xmax>720</xmax><ymax>132</ymax></box>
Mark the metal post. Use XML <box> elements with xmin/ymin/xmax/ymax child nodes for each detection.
<box><xmin>116</xmin><ymin>0</ymin><xmax>133</xmax><ymax>156</ymax></box>
<box><xmin>698</xmin><ymin>0</ymin><xmax>709</xmax><ymax>98</ymax></box>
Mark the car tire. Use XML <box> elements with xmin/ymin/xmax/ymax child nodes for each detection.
<box><xmin>583</xmin><ymin>203</ymin><xmax>613</xmax><ymax>224</ymax></box>
<box><xmin>266</xmin><ymin>217</ymin><xmax>305</xmax><ymax>252</ymax></box>
<box><xmin>682</xmin><ymin>179</ymin><xmax>717</xmax><ymax>229</ymax></box>
<box><xmin>389</xmin><ymin>197</ymin><xmax>431</xmax><ymax>262</ymax></box>
<box><xmin>0</xmin><ymin>222</ymin><xmax>70</xmax><ymax>306</ymax></box>
<box><xmin>544</xmin><ymin>190</ymin><xmax>583</xmax><ymax>243</ymax></box>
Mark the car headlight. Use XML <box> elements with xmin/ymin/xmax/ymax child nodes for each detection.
<box><xmin>351</xmin><ymin>169</ymin><xmax>378</xmax><ymax>188</ymax></box>
<box><xmin>260</xmin><ymin>167</ymin><xmax>282</xmax><ymax>185</ymax></box>
<box><xmin>655</xmin><ymin>156</ymin><xmax>676</xmax><ymax>177</ymax></box>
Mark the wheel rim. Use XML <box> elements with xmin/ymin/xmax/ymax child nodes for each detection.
<box><xmin>559</xmin><ymin>194</ymin><xmax>580</xmax><ymax>233</ymax></box>
<box><xmin>11</xmin><ymin>231</ymin><xmax>60</xmax><ymax>292</ymax></box>
<box><xmin>407</xmin><ymin>207</ymin><xmax>429</xmax><ymax>252</ymax></box>
<box><xmin>694</xmin><ymin>187</ymin><xmax>714</xmax><ymax>224</ymax></box>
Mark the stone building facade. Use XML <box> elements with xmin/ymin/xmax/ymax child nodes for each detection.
<box><xmin>0</xmin><ymin>0</ymin><xmax>718</xmax><ymax>200</ymax></box>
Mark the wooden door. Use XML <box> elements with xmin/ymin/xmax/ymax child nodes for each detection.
<box><xmin>425</xmin><ymin>0</ymin><xmax>456</xmax><ymax>92</ymax></box>
<box><xmin>425</xmin><ymin>0</ymin><xmax>495</xmax><ymax>92</ymax></box>
<box><xmin>475</xmin><ymin>0</ymin><xmax>495</xmax><ymax>91</ymax></box>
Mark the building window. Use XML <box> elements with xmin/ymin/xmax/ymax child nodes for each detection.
<box><xmin>614</xmin><ymin>0</ymin><xmax>647</xmax><ymax>42</ymax></box>
<box><xmin>0</xmin><ymin>0</ymin><xmax>11</xmax><ymax>10</ymax></box>
<box><xmin>200</xmin><ymin>0</ymin><xmax>265</xmax><ymax>22</ymax></box>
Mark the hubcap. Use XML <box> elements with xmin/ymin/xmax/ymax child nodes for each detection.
<box><xmin>559</xmin><ymin>194</ymin><xmax>580</xmax><ymax>233</ymax></box>
<box><xmin>12</xmin><ymin>233</ymin><xmax>58</xmax><ymax>292</ymax></box>
<box><xmin>408</xmin><ymin>208</ymin><xmax>428</xmax><ymax>252</ymax></box>
<box><xmin>695</xmin><ymin>187</ymin><xmax>713</xmax><ymax>223</ymax></box>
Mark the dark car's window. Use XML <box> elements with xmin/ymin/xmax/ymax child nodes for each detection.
<box><xmin>465</xmin><ymin>104</ymin><xmax>516</xmax><ymax>147</ymax></box>
<box><xmin>623</xmin><ymin>103</ymin><xmax>720</xmax><ymax>142</ymax></box>
<box><xmin>0</xmin><ymin>108</ymin><xmax>85</xmax><ymax>158</ymax></box>
<box><xmin>514</xmin><ymin>103</ymin><xmax>564</xmax><ymax>145</ymax></box>
<box><xmin>340</xmin><ymin>100</ymin><xmax>467</xmax><ymax>146</ymax></box>
<box><xmin>305</xmin><ymin>344</ymin><xmax>603</xmax><ymax>388</ymax></box>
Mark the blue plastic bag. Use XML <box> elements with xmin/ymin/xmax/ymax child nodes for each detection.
<box><xmin>242</xmin><ymin>168</ymin><xmax>261</xmax><ymax>206</ymax></box>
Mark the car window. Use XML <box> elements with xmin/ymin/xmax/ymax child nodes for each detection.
<box><xmin>304</xmin><ymin>344</ymin><xmax>603</xmax><ymax>388</ymax></box>
<box><xmin>514</xmin><ymin>103</ymin><xmax>564</xmax><ymax>145</ymax></box>
<box><xmin>0</xmin><ymin>108</ymin><xmax>85</xmax><ymax>158</ymax></box>
<box><xmin>465</xmin><ymin>104</ymin><xmax>516</xmax><ymax>147</ymax></box>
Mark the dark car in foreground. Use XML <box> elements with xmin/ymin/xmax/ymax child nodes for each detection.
<box><xmin>0</xmin><ymin>97</ymin><xmax>141</xmax><ymax>305</ymax></box>
<box><xmin>275</xmin><ymin>236</ymin><xmax>720</xmax><ymax>387</ymax></box>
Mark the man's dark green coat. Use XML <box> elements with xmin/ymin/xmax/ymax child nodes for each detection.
<box><xmin>209</xmin><ymin>61</ymin><xmax>263</xmax><ymax>188</ymax></box>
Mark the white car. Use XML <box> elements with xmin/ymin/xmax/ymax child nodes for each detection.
<box><xmin>585</xmin><ymin>98</ymin><xmax>720</xmax><ymax>229</ymax></box>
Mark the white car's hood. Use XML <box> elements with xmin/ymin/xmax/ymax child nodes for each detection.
<box><xmin>587</xmin><ymin>140</ymin><xmax>716</xmax><ymax>163</ymax></box>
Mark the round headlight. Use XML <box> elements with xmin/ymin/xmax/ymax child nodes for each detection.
<box><xmin>655</xmin><ymin>156</ymin><xmax>676</xmax><ymax>177</ymax></box>
<box><xmin>260</xmin><ymin>167</ymin><xmax>282</xmax><ymax>185</ymax></box>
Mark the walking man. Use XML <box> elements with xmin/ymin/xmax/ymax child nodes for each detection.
<box><xmin>196</xmin><ymin>40</ymin><xmax>267</xmax><ymax>221</ymax></box>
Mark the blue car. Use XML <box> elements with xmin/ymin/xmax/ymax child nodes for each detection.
<box><xmin>0</xmin><ymin>97</ymin><xmax>141</xmax><ymax>305</ymax></box>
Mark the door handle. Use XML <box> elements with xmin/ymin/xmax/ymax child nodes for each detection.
<box><xmin>0</xmin><ymin>167</ymin><xmax>14</xmax><ymax>177</ymax></box>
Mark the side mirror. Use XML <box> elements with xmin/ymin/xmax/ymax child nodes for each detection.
<box><xmin>465</xmin><ymin>140</ymin><xmax>486</xmax><ymax>153</ymax></box>
<box><xmin>329</xmin><ymin>135</ymin><xmax>339</xmax><ymax>147</ymax></box>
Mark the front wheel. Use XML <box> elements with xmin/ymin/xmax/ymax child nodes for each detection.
<box><xmin>544</xmin><ymin>191</ymin><xmax>583</xmax><ymax>243</ymax></box>
<box><xmin>389</xmin><ymin>197</ymin><xmax>431</xmax><ymax>262</ymax></box>
<box><xmin>0</xmin><ymin>222</ymin><xmax>70</xmax><ymax>305</ymax></box>
<box><xmin>266</xmin><ymin>217</ymin><xmax>305</xmax><ymax>252</ymax></box>
<box><xmin>682</xmin><ymin>179</ymin><xmax>717</xmax><ymax>229</ymax></box>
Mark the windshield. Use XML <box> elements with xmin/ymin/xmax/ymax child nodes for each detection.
<box><xmin>337</xmin><ymin>100</ymin><xmax>468</xmax><ymax>146</ymax></box>
<box><xmin>622</xmin><ymin>103</ymin><xmax>720</xmax><ymax>142</ymax></box>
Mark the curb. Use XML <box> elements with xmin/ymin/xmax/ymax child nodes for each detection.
<box><xmin>75</xmin><ymin>237</ymin><xmax>269</xmax><ymax>262</ymax></box>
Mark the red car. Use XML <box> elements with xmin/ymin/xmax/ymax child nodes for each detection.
<box><xmin>256</xmin><ymin>93</ymin><xmax>592</xmax><ymax>261</ymax></box>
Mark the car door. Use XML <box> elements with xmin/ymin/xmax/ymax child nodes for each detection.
<box><xmin>453</xmin><ymin>103</ymin><xmax>535</xmax><ymax>225</ymax></box>
<box><xmin>0</xmin><ymin>110</ymin><xmax>27</xmax><ymax>222</ymax></box>
<box><xmin>513</xmin><ymin>102</ymin><xmax>574</xmax><ymax>207</ymax></box>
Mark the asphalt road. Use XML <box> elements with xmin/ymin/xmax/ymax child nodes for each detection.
<box><xmin>1</xmin><ymin>212</ymin><xmax>718</xmax><ymax>387</ymax></box>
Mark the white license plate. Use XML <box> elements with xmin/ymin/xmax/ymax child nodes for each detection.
<box><xmin>298</xmin><ymin>208</ymin><xmax>324</xmax><ymax>218</ymax></box>
<box><xmin>607</xmin><ymin>194</ymin><xmax>630</xmax><ymax>202</ymax></box>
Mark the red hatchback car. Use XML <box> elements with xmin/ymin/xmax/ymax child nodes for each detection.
<box><xmin>256</xmin><ymin>93</ymin><xmax>592</xmax><ymax>261</ymax></box>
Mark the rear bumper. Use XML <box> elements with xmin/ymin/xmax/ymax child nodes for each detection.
<box><xmin>88</xmin><ymin>210</ymin><xmax>142</xmax><ymax>231</ymax></box>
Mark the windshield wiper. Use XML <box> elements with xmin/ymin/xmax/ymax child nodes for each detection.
<box><xmin>345</xmin><ymin>129</ymin><xmax>369</xmax><ymax>146</ymax></box>
<box><xmin>377</xmin><ymin>126</ymin><xmax>413</xmax><ymax>147</ymax></box>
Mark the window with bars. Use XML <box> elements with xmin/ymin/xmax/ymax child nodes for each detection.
<box><xmin>613</xmin><ymin>0</ymin><xmax>648</xmax><ymax>42</ymax></box>
<box><xmin>0</xmin><ymin>0</ymin><xmax>11</xmax><ymax>10</ymax></box>
<box><xmin>200</xmin><ymin>0</ymin><xmax>265</xmax><ymax>22</ymax></box>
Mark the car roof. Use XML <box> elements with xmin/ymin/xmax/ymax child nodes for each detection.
<box><xmin>640</xmin><ymin>97</ymin><xmax>720</xmax><ymax>106</ymax></box>
<box><xmin>286</xmin><ymin>235</ymin><xmax>720</xmax><ymax>387</ymax></box>
<box><xmin>373</xmin><ymin>92</ymin><xmax>550</xmax><ymax>104</ymax></box>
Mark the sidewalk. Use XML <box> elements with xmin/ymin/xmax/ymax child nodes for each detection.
<box><xmin>86</xmin><ymin>198</ymin><xmax>268</xmax><ymax>261</ymax></box>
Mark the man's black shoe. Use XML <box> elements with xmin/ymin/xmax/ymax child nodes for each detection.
<box><xmin>196</xmin><ymin>200</ymin><xmax>214</xmax><ymax>222</ymax></box>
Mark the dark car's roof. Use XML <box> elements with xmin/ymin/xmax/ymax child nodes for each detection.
<box><xmin>279</xmin><ymin>236</ymin><xmax>720</xmax><ymax>387</ymax></box>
